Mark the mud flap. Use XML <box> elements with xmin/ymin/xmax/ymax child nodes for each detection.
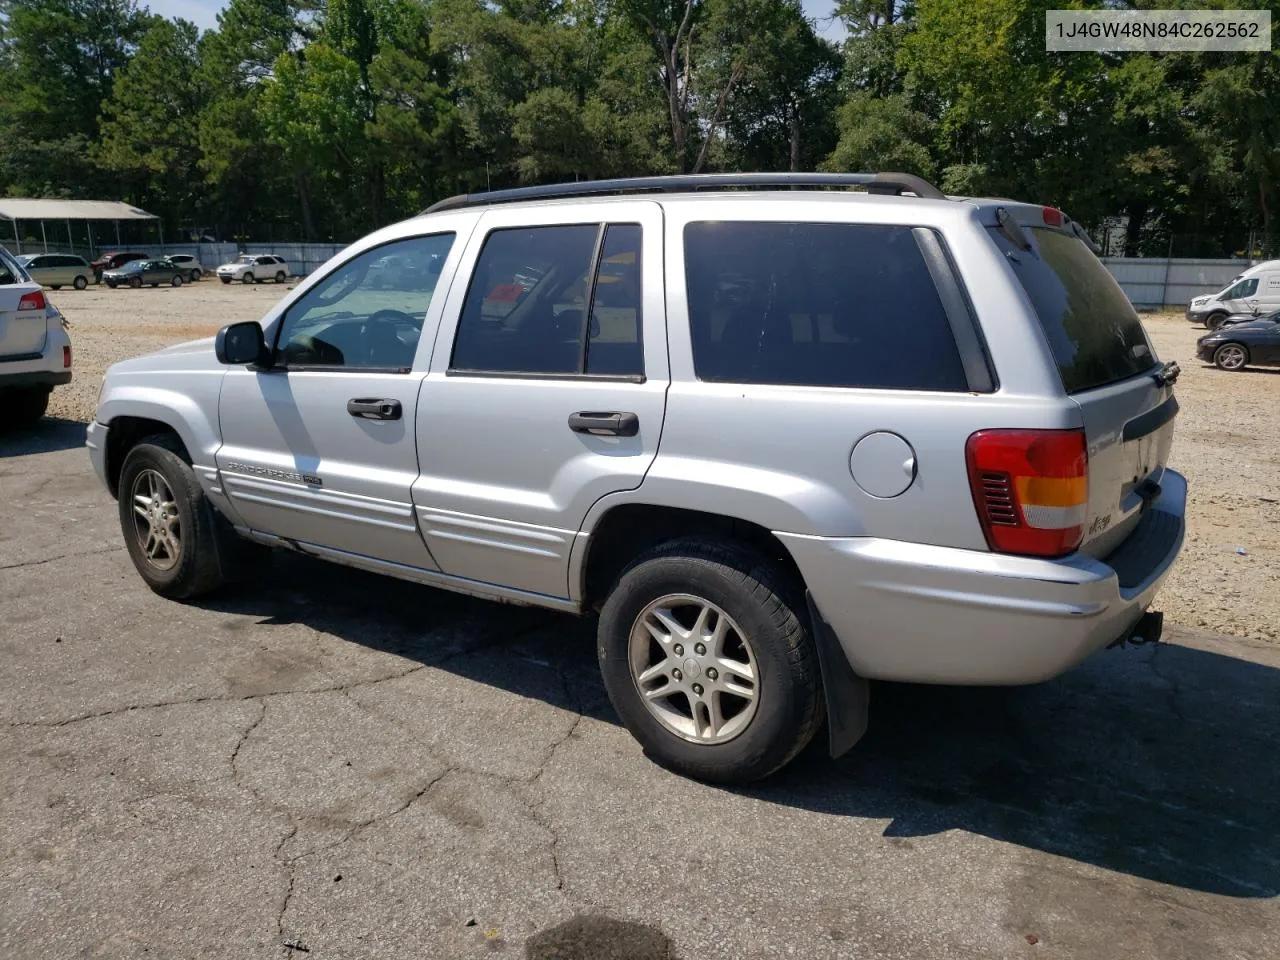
<box><xmin>806</xmin><ymin>591</ymin><xmax>870</xmax><ymax>759</ymax></box>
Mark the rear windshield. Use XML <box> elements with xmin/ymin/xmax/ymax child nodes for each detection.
<box><xmin>989</xmin><ymin>226</ymin><xmax>1155</xmax><ymax>393</ymax></box>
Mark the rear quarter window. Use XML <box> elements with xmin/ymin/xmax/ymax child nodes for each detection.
<box><xmin>990</xmin><ymin>226</ymin><xmax>1156</xmax><ymax>394</ymax></box>
<box><xmin>682</xmin><ymin>221</ymin><xmax>968</xmax><ymax>391</ymax></box>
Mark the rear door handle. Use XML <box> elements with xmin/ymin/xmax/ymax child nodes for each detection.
<box><xmin>568</xmin><ymin>411</ymin><xmax>639</xmax><ymax>437</ymax></box>
<box><xmin>347</xmin><ymin>398</ymin><xmax>402</xmax><ymax>421</ymax></box>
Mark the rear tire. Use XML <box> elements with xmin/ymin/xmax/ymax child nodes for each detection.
<box><xmin>73</xmin><ymin>275</ymin><xmax>87</xmax><ymax>290</ymax></box>
<box><xmin>117</xmin><ymin>435</ymin><xmax>233</xmax><ymax>599</ymax></box>
<box><xmin>242</xmin><ymin>272</ymin><xmax>254</xmax><ymax>284</ymax></box>
<box><xmin>274</xmin><ymin>271</ymin><xmax>286</xmax><ymax>283</ymax></box>
<box><xmin>51</xmin><ymin>285</ymin><xmax>61</xmax><ymax>290</ymax></box>
<box><xmin>190</xmin><ymin>269</ymin><xmax>201</xmax><ymax>282</ymax></box>
<box><xmin>597</xmin><ymin>537</ymin><xmax>823</xmax><ymax>784</ymax></box>
<box><xmin>0</xmin><ymin>387</ymin><xmax>50</xmax><ymax>431</ymax></box>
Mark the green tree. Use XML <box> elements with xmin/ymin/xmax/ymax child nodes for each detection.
<box><xmin>0</xmin><ymin>0</ymin><xmax>155</xmax><ymax>194</ymax></box>
<box><xmin>97</xmin><ymin>18</ymin><xmax>206</xmax><ymax>226</ymax></box>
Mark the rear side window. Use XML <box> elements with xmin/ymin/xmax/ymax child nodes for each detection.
<box><xmin>682</xmin><ymin>222</ymin><xmax>968</xmax><ymax>390</ymax></box>
<box><xmin>452</xmin><ymin>223</ymin><xmax>644</xmax><ymax>378</ymax></box>
<box><xmin>989</xmin><ymin>226</ymin><xmax>1156</xmax><ymax>394</ymax></box>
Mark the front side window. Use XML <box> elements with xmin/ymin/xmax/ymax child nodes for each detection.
<box><xmin>451</xmin><ymin>223</ymin><xmax>644</xmax><ymax>377</ymax></box>
<box><xmin>274</xmin><ymin>233</ymin><xmax>455</xmax><ymax>370</ymax></box>
<box><xmin>683</xmin><ymin>221</ymin><xmax>968</xmax><ymax>390</ymax></box>
<box><xmin>1223</xmin><ymin>277</ymin><xmax>1258</xmax><ymax>299</ymax></box>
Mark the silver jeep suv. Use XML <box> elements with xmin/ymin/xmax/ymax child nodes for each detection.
<box><xmin>87</xmin><ymin>173</ymin><xmax>1186</xmax><ymax>783</ymax></box>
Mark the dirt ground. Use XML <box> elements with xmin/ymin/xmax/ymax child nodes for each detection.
<box><xmin>43</xmin><ymin>283</ymin><xmax>1280</xmax><ymax>643</ymax></box>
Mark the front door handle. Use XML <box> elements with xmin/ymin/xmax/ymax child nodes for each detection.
<box><xmin>568</xmin><ymin>411</ymin><xmax>639</xmax><ymax>437</ymax></box>
<box><xmin>347</xmin><ymin>398</ymin><xmax>402</xmax><ymax>421</ymax></box>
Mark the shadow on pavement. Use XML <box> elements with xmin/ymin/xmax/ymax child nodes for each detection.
<box><xmin>205</xmin><ymin>550</ymin><xmax>1280</xmax><ymax>901</ymax></box>
<box><xmin>0</xmin><ymin>417</ymin><xmax>86</xmax><ymax>458</ymax></box>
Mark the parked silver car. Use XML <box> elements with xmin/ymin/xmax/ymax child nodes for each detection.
<box><xmin>1</xmin><ymin>247</ymin><xmax>72</xmax><ymax>427</ymax></box>
<box><xmin>87</xmin><ymin>173</ymin><xmax>1186</xmax><ymax>783</ymax></box>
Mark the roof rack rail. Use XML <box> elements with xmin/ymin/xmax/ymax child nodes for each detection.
<box><xmin>422</xmin><ymin>172</ymin><xmax>946</xmax><ymax>214</ymax></box>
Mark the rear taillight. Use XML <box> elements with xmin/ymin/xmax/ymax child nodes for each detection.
<box><xmin>966</xmin><ymin>429</ymin><xmax>1088</xmax><ymax>558</ymax></box>
<box><xmin>18</xmin><ymin>291</ymin><xmax>45</xmax><ymax>311</ymax></box>
<box><xmin>63</xmin><ymin>345</ymin><xmax>71</xmax><ymax>368</ymax></box>
<box><xmin>1042</xmin><ymin>206</ymin><xmax>1064</xmax><ymax>226</ymax></box>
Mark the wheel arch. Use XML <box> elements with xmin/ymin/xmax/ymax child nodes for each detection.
<box><xmin>573</xmin><ymin>502</ymin><xmax>806</xmax><ymax>611</ymax></box>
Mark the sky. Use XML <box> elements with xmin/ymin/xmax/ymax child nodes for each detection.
<box><xmin>143</xmin><ymin>0</ymin><xmax>848</xmax><ymax>39</ymax></box>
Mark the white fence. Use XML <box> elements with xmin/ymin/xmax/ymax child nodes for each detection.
<box><xmin>1101</xmin><ymin>257</ymin><xmax>1250</xmax><ymax>309</ymax></box>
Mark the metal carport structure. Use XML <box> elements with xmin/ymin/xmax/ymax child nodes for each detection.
<box><xmin>0</xmin><ymin>198</ymin><xmax>161</xmax><ymax>256</ymax></box>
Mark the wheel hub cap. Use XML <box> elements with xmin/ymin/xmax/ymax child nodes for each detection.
<box><xmin>628</xmin><ymin>594</ymin><xmax>760</xmax><ymax>745</ymax></box>
<box><xmin>130</xmin><ymin>468</ymin><xmax>181</xmax><ymax>572</ymax></box>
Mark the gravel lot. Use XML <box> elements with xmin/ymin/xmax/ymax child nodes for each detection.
<box><xmin>44</xmin><ymin>282</ymin><xmax>1280</xmax><ymax>644</ymax></box>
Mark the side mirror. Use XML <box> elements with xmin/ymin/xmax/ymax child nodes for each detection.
<box><xmin>215</xmin><ymin>321</ymin><xmax>270</xmax><ymax>366</ymax></box>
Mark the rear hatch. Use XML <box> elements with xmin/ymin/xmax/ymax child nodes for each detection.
<box><xmin>987</xmin><ymin>211</ymin><xmax>1175</xmax><ymax>558</ymax></box>
<box><xmin>0</xmin><ymin>249</ymin><xmax>48</xmax><ymax>360</ymax></box>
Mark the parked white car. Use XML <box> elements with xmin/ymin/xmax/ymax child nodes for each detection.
<box><xmin>0</xmin><ymin>247</ymin><xmax>72</xmax><ymax>428</ymax></box>
<box><xmin>216</xmin><ymin>254</ymin><xmax>291</xmax><ymax>285</ymax></box>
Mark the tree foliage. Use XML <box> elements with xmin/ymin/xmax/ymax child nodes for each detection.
<box><xmin>0</xmin><ymin>0</ymin><xmax>1275</xmax><ymax>254</ymax></box>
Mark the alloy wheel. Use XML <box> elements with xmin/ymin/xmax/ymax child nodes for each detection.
<box><xmin>628</xmin><ymin>593</ymin><xmax>760</xmax><ymax>744</ymax></box>
<box><xmin>130</xmin><ymin>468</ymin><xmax>181</xmax><ymax>571</ymax></box>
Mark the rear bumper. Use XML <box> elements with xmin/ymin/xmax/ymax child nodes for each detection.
<box><xmin>778</xmin><ymin>469</ymin><xmax>1187</xmax><ymax>685</ymax></box>
<box><xmin>0</xmin><ymin>370</ymin><xmax>71</xmax><ymax>389</ymax></box>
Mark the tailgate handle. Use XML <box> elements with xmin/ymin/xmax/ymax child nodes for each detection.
<box><xmin>1122</xmin><ymin>395</ymin><xmax>1179</xmax><ymax>442</ymax></box>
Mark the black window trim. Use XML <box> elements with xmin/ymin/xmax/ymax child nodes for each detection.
<box><xmin>446</xmin><ymin>220</ymin><xmax>647</xmax><ymax>383</ymax></box>
<box><xmin>912</xmin><ymin>227</ymin><xmax>998</xmax><ymax>393</ymax></box>
<box><xmin>683</xmin><ymin>219</ymin><xmax>976</xmax><ymax>394</ymax></box>
<box><xmin>267</xmin><ymin>229</ymin><xmax>458</xmax><ymax>375</ymax></box>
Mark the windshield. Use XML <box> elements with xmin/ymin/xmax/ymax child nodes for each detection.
<box><xmin>989</xmin><ymin>225</ymin><xmax>1157</xmax><ymax>394</ymax></box>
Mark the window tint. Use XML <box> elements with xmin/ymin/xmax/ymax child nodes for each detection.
<box><xmin>587</xmin><ymin>225</ymin><xmax>643</xmax><ymax>376</ymax></box>
<box><xmin>682</xmin><ymin>222</ymin><xmax>967</xmax><ymax>390</ymax></box>
<box><xmin>275</xmin><ymin>233</ymin><xmax>455</xmax><ymax>370</ymax></box>
<box><xmin>452</xmin><ymin>223</ymin><xmax>644</xmax><ymax>377</ymax></box>
<box><xmin>989</xmin><ymin>226</ymin><xmax>1155</xmax><ymax>394</ymax></box>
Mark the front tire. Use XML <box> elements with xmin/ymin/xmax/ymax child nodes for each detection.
<box><xmin>220</xmin><ymin>276</ymin><xmax>231</xmax><ymax>284</ymax></box>
<box><xmin>1214</xmin><ymin>342</ymin><xmax>1249</xmax><ymax>371</ymax></box>
<box><xmin>1205</xmin><ymin>312</ymin><xmax>1228</xmax><ymax>331</ymax></box>
<box><xmin>117</xmin><ymin>435</ymin><xmax>231</xmax><ymax>599</ymax></box>
<box><xmin>597</xmin><ymin>538</ymin><xmax>823</xmax><ymax>784</ymax></box>
<box><xmin>242</xmin><ymin>272</ymin><xmax>254</xmax><ymax>284</ymax></box>
<box><xmin>171</xmin><ymin>274</ymin><xmax>183</xmax><ymax>287</ymax></box>
<box><xmin>130</xmin><ymin>277</ymin><xmax>142</xmax><ymax>288</ymax></box>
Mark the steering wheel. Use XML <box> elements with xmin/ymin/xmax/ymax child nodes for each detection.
<box><xmin>362</xmin><ymin>309</ymin><xmax>423</xmax><ymax>367</ymax></box>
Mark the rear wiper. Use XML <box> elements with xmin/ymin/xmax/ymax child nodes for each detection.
<box><xmin>1152</xmin><ymin>360</ymin><xmax>1180</xmax><ymax>387</ymax></box>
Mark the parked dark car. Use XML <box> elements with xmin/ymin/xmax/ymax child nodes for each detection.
<box><xmin>91</xmin><ymin>250</ymin><xmax>148</xmax><ymax>283</ymax></box>
<box><xmin>1197</xmin><ymin>313</ymin><xmax>1280</xmax><ymax>370</ymax></box>
<box><xmin>102</xmin><ymin>259</ymin><xmax>186</xmax><ymax>289</ymax></box>
<box><xmin>1219</xmin><ymin>307</ymin><xmax>1280</xmax><ymax>328</ymax></box>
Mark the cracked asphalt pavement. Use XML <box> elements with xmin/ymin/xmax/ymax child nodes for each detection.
<box><xmin>2</xmin><ymin>421</ymin><xmax>1279</xmax><ymax>959</ymax></box>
